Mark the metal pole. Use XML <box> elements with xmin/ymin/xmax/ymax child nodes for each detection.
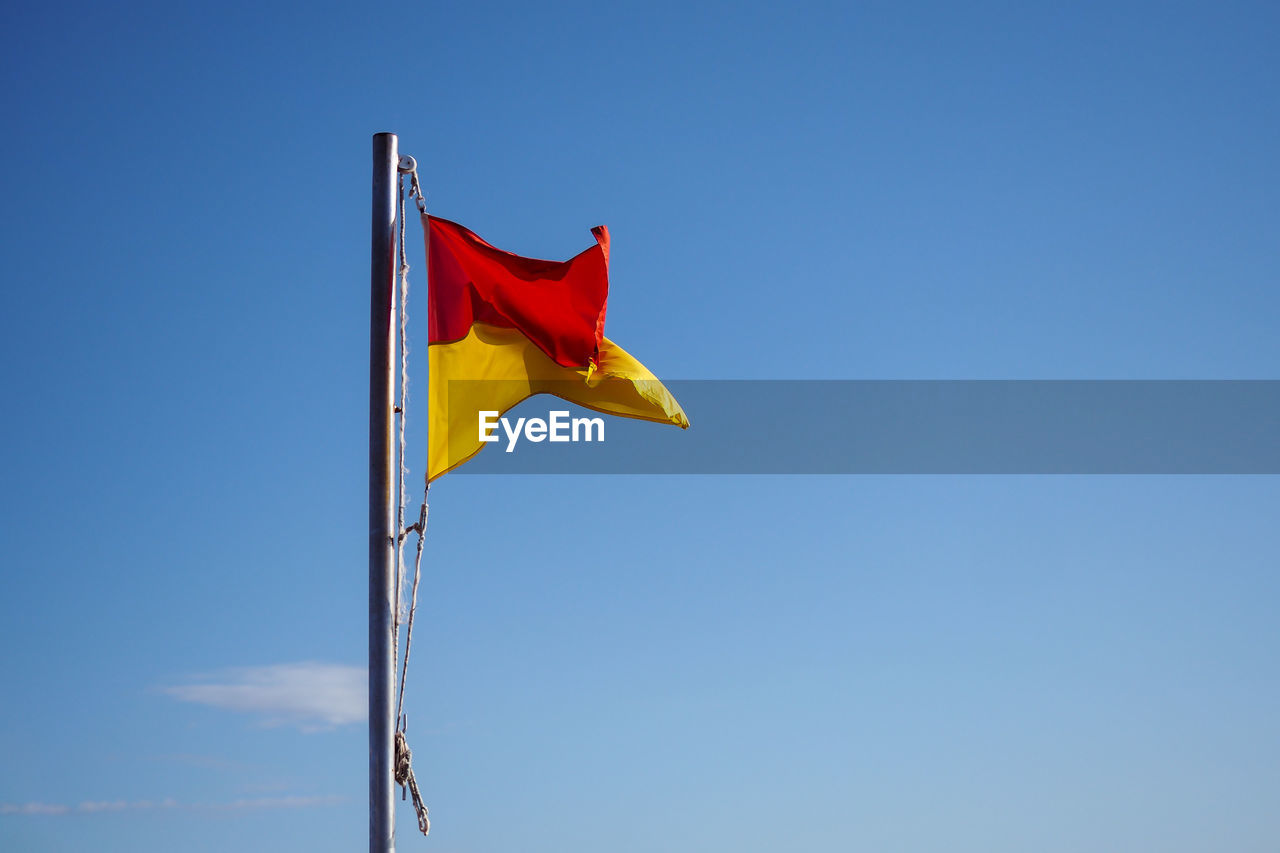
<box><xmin>369</xmin><ymin>131</ymin><xmax>398</xmax><ymax>853</ymax></box>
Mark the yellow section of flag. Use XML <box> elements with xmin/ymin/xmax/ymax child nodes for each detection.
<box><xmin>428</xmin><ymin>323</ymin><xmax>688</xmax><ymax>480</ymax></box>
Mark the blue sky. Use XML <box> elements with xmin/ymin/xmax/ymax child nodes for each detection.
<box><xmin>2</xmin><ymin>1</ymin><xmax>1279</xmax><ymax>851</ymax></box>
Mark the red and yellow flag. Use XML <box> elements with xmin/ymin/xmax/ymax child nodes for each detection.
<box><xmin>425</xmin><ymin>215</ymin><xmax>688</xmax><ymax>480</ymax></box>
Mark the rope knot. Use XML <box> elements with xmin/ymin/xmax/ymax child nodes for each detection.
<box><xmin>394</xmin><ymin>730</ymin><xmax>412</xmax><ymax>786</ymax></box>
<box><xmin>395</xmin><ymin>729</ymin><xmax>430</xmax><ymax>836</ymax></box>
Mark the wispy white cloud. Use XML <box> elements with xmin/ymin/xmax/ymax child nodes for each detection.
<box><xmin>160</xmin><ymin>662</ymin><xmax>365</xmax><ymax>730</ymax></box>
<box><xmin>148</xmin><ymin>752</ymin><xmax>259</xmax><ymax>772</ymax></box>
<box><xmin>1</xmin><ymin>803</ymin><xmax>70</xmax><ymax>815</ymax></box>
<box><xmin>1</xmin><ymin>795</ymin><xmax>343</xmax><ymax>817</ymax></box>
<box><xmin>76</xmin><ymin>799</ymin><xmax>177</xmax><ymax>813</ymax></box>
<box><xmin>211</xmin><ymin>795</ymin><xmax>346</xmax><ymax>811</ymax></box>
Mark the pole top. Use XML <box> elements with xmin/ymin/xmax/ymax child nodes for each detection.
<box><xmin>398</xmin><ymin>155</ymin><xmax>417</xmax><ymax>173</ymax></box>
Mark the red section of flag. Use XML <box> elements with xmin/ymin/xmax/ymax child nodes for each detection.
<box><xmin>426</xmin><ymin>215</ymin><xmax>610</xmax><ymax>369</ymax></box>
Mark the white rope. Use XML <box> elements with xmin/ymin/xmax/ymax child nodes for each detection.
<box><xmin>391</xmin><ymin>159</ymin><xmax>431</xmax><ymax>837</ymax></box>
<box><xmin>393</xmin><ymin>162</ymin><xmax>430</xmax><ymax>721</ymax></box>
<box><xmin>392</xmin><ymin>164</ymin><xmax>427</xmax><ymax>648</ymax></box>
<box><xmin>407</xmin><ymin>163</ymin><xmax>427</xmax><ymax>214</ymax></box>
<box><xmin>396</xmin><ymin>489</ymin><xmax>428</xmax><ymax>728</ymax></box>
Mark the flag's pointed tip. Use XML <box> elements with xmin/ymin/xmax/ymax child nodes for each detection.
<box><xmin>591</xmin><ymin>225</ymin><xmax>610</xmax><ymax>264</ymax></box>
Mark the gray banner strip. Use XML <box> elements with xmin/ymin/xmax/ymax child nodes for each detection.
<box><xmin>449</xmin><ymin>380</ymin><xmax>1280</xmax><ymax>474</ymax></box>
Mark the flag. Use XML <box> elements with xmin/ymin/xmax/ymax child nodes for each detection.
<box><xmin>425</xmin><ymin>214</ymin><xmax>688</xmax><ymax>480</ymax></box>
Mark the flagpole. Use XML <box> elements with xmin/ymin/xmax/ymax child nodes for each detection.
<box><xmin>369</xmin><ymin>131</ymin><xmax>398</xmax><ymax>853</ymax></box>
